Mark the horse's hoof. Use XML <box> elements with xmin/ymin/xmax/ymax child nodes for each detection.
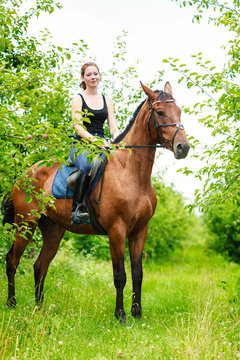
<box><xmin>115</xmin><ymin>309</ymin><xmax>126</xmax><ymax>325</ymax></box>
<box><xmin>35</xmin><ymin>299</ymin><xmax>44</xmax><ymax>310</ymax></box>
<box><xmin>131</xmin><ymin>305</ymin><xmax>142</xmax><ymax>320</ymax></box>
<box><xmin>120</xmin><ymin>315</ymin><xmax>126</xmax><ymax>325</ymax></box>
<box><xmin>7</xmin><ymin>297</ymin><xmax>16</xmax><ymax>308</ymax></box>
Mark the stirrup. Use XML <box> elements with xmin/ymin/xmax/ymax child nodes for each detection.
<box><xmin>71</xmin><ymin>203</ymin><xmax>90</xmax><ymax>225</ymax></box>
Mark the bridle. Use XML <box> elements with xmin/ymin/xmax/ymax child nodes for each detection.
<box><xmin>147</xmin><ymin>98</ymin><xmax>184</xmax><ymax>150</ymax></box>
<box><xmin>122</xmin><ymin>97</ymin><xmax>185</xmax><ymax>150</ymax></box>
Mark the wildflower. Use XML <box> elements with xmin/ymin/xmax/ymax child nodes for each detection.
<box><xmin>58</xmin><ymin>341</ymin><xmax>63</xmax><ymax>345</ymax></box>
<box><xmin>118</xmin><ymin>350</ymin><xmax>124</xmax><ymax>358</ymax></box>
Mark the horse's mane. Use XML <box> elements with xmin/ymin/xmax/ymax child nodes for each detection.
<box><xmin>112</xmin><ymin>100</ymin><xmax>145</xmax><ymax>144</ymax></box>
<box><xmin>113</xmin><ymin>90</ymin><xmax>173</xmax><ymax>144</ymax></box>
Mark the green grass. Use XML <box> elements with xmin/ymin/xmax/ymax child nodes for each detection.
<box><xmin>1</xmin><ymin>243</ymin><xmax>240</xmax><ymax>359</ymax></box>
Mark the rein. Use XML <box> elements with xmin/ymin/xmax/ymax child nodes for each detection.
<box><xmin>124</xmin><ymin>144</ymin><xmax>164</xmax><ymax>149</ymax></box>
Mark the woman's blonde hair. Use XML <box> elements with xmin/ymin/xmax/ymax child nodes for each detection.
<box><xmin>80</xmin><ymin>62</ymin><xmax>100</xmax><ymax>90</ymax></box>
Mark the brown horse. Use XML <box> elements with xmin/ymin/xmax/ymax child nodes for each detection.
<box><xmin>3</xmin><ymin>83</ymin><xmax>190</xmax><ymax>323</ymax></box>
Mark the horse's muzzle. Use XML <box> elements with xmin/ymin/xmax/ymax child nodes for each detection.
<box><xmin>174</xmin><ymin>142</ymin><xmax>190</xmax><ymax>159</ymax></box>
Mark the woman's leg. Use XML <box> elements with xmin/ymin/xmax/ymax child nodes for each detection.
<box><xmin>69</xmin><ymin>134</ymin><xmax>105</xmax><ymax>225</ymax></box>
<box><xmin>69</xmin><ymin>147</ymin><xmax>92</xmax><ymax>175</ymax></box>
<box><xmin>69</xmin><ymin>147</ymin><xmax>91</xmax><ymax>224</ymax></box>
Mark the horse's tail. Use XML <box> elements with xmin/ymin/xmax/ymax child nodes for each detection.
<box><xmin>1</xmin><ymin>192</ymin><xmax>15</xmax><ymax>226</ymax></box>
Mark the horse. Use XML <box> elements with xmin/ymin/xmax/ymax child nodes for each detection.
<box><xmin>2</xmin><ymin>82</ymin><xmax>190</xmax><ymax>323</ymax></box>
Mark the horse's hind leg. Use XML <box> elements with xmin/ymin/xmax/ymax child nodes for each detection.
<box><xmin>6</xmin><ymin>223</ymin><xmax>37</xmax><ymax>307</ymax></box>
<box><xmin>128</xmin><ymin>226</ymin><xmax>148</xmax><ymax>319</ymax></box>
<box><xmin>34</xmin><ymin>216</ymin><xmax>65</xmax><ymax>307</ymax></box>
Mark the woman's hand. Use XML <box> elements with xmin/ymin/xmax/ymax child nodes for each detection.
<box><xmin>102</xmin><ymin>139</ymin><xmax>110</xmax><ymax>149</ymax></box>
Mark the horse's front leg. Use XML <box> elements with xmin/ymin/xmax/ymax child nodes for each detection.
<box><xmin>35</xmin><ymin>217</ymin><xmax>65</xmax><ymax>307</ymax></box>
<box><xmin>128</xmin><ymin>226</ymin><xmax>148</xmax><ymax>320</ymax></box>
<box><xmin>108</xmin><ymin>222</ymin><xmax>127</xmax><ymax>324</ymax></box>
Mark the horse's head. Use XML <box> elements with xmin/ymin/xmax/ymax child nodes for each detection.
<box><xmin>141</xmin><ymin>82</ymin><xmax>190</xmax><ymax>159</ymax></box>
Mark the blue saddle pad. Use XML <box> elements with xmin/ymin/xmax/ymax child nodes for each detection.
<box><xmin>52</xmin><ymin>164</ymin><xmax>75</xmax><ymax>199</ymax></box>
<box><xmin>51</xmin><ymin>157</ymin><xmax>106</xmax><ymax>199</ymax></box>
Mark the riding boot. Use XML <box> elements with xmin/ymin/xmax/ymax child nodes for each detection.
<box><xmin>71</xmin><ymin>169</ymin><xmax>91</xmax><ymax>225</ymax></box>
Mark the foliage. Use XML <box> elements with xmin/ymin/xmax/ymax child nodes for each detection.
<box><xmin>165</xmin><ymin>0</ymin><xmax>240</xmax><ymax>211</ymax></box>
<box><xmin>61</xmin><ymin>232</ymin><xmax>111</xmax><ymax>261</ymax></box>
<box><xmin>204</xmin><ymin>196</ymin><xmax>240</xmax><ymax>263</ymax></box>
<box><xmin>0</xmin><ymin>0</ymin><xmax>91</xmax><ymax>198</ymax></box>
<box><xmin>101</xmin><ymin>30</ymin><xmax>164</xmax><ymax>138</ymax></box>
<box><xmin>145</xmin><ymin>176</ymin><xmax>199</xmax><ymax>259</ymax></box>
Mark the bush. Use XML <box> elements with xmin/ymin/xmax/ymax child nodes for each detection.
<box><xmin>204</xmin><ymin>197</ymin><xmax>240</xmax><ymax>263</ymax></box>
<box><xmin>62</xmin><ymin>232</ymin><xmax>111</xmax><ymax>261</ymax></box>
<box><xmin>145</xmin><ymin>177</ymin><xmax>198</xmax><ymax>260</ymax></box>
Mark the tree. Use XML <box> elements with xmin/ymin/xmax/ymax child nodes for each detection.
<box><xmin>145</xmin><ymin>176</ymin><xmax>198</xmax><ymax>259</ymax></box>
<box><xmin>0</xmin><ymin>0</ymin><xmax>90</xmax><ymax>198</ymax></box>
<box><xmin>204</xmin><ymin>195</ymin><xmax>240</xmax><ymax>263</ymax></box>
<box><xmin>164</xmin><ymin>0</ymin><xmax>240</xmax><ymax>212</ymax></box>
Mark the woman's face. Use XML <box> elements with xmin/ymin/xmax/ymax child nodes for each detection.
<box><xmin>82</xmin><ymin>66</ymin><xmax>100</xmax><ymax>89</ymax></box>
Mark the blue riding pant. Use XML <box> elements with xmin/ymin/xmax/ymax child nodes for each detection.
<box><xmin>69</xmin><ymin>133</ymin><xmax>105</xmax><ymax>175</ymax></box>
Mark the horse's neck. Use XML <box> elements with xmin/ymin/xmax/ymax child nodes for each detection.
<box><xmin>121</xmin><ymin>104</ymin><xmax>156</xmax><ymax>183</ymax></box>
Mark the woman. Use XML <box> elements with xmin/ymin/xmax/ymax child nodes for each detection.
<box><xmin>69</xmin><ymin>62</ymin><xmax>120</xmax><ymax>225</ymax></box>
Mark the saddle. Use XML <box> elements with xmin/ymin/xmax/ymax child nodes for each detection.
<box><xmin>52</xmin><ymin>157</ymin><xmax>108</xmax><ymax>235</ymax></box>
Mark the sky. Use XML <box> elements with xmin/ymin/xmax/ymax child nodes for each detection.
<box><xmin>27</xmin><ymin>0</ymin><xmax>230</xmax><ymax>202</ymax></box>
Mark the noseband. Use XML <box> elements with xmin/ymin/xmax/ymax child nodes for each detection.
<box><xmin>148</xmin><ymin>99</ymin><xmax>184</xmax><ymax>150</ymax></box>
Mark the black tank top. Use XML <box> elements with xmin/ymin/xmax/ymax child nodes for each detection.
<box><xmin>77</xmin><ymin>93</ymin><xmax>108</xmax><ymax>137</ymax></box>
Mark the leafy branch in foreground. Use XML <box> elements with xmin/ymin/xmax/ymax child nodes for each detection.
<box><xmin>167</xmin><ymin>0</ymin><xmax>240</xmax><ymax>211</ymax></box>
<box><xmin>0</xmin><ymin>0</ymin><xmax>91</xmax><ymax>198</ymax></box>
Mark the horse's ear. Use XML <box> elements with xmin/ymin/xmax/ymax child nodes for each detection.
<box><xmin>140</xmin><ymin>82</ymin><xmax>155</xmax><ymax>101</ymax></box>
<box><xmin>164</xmin><ymin>82</ymin><xmax>173</xmax><ymax>96</ymax></box>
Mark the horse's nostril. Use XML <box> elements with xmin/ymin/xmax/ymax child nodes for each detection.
<box><xmin>177</xmin><ymin>143</ymin><xmax>183</xmax><ymax>152</ymax></box>
<box><xmin>175</xmin><ymin>142</ymin><xmax>190</xmax><ymax>159</ymax></box>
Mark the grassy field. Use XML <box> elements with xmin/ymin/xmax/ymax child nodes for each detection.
<box><xmin>0</xmin><ymin>241</ymin><xmax>240</xmax><ymax>360</ymax></box>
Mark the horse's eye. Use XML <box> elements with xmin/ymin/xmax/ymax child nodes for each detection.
<box><xmin>157</xmin><ymin>110</ymin><xmax>164</xmax><ymax>116</ymax></box>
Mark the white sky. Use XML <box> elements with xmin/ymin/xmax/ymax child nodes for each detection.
<box><xmin>27</xmin><ymin>0</ymin><xmax>230</xmax><ymax>202</ymax></box>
